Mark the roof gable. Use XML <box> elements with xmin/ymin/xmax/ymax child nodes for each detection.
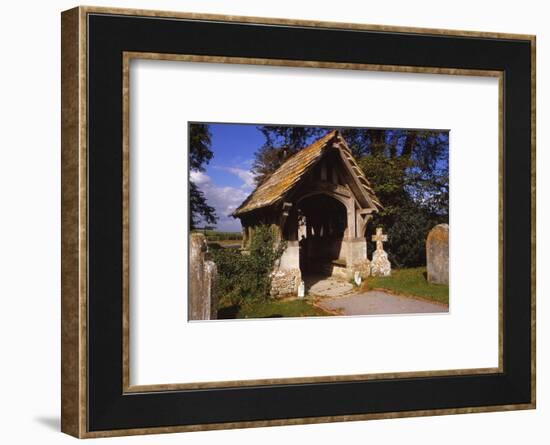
<box><xmin>233</xmin><ymin>130</ymin><xmax>381</xmax><ymax>217</ymax></box>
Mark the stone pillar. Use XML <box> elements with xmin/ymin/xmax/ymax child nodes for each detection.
<box><xmin>279</xmin><ymin>240</ymin><xmax>300</xmax><ymax>269</ymax></box>
<box><xmin>189</xmin><ymin>233</ymin><xmax>218</xmax><ymax>320</ymax></box>
<box><xmin>426</xmin><ymin>224</ymin><xmax>449</xmax><ymax>284</ymax></box>
<box><xmin>270</xmin><ymin>240</ymin><xmax>301</xmax><ymax>298</ymax></box>
<box><xmin>348</xmin><ymin>237</ymin><xmax>370</xmax><ymax>278</ymax></box>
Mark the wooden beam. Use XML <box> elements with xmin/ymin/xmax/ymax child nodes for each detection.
<box><xmin>358</xmin><ymin>208</ymin><xmax>375</xmax><ymax>215</ymax></box>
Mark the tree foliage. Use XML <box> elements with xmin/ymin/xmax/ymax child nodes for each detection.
<box><xmin>189</xmin><ymin>123</ymin><xmax>214</xmax><ymax>170</ymax></box>
<box><xmin>210</xmin><ymin>225</ymin><xmax>285</xmax><ymax>307</ymax></box>
<box><xmin>253</xmin><ymin>125</ymin><xmax>449</xmax><ymax>267</ymax></box>
<box><xmin>189</xmin><ymin>123</ymin><xmax>217</xmax><ymax>228</ymax></box>
<box><xmin>189</xmin><ymin>182</ymin><xmax>216</xmax><ymax>228</ymax></box>
<box><xmin>252</xmin><ymin>126</ymin><xmax>333</xmax><ymax>184</ymax></box>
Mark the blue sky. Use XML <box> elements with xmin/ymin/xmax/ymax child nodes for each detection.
<box><xmin>191</xmin><ymin>123</ymin><xmax>449</xmax><ymax>232</ymax></box>
<box><xmin>190</xmin><ymin>123</ymin><xmax>263</xmax><ymax>231</ymax></box>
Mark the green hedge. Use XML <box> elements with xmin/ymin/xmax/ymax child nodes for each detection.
<box><xmin>209</xmin><ymin>225</ymin><xmax>284</xmax><ymax>307</ymax></box>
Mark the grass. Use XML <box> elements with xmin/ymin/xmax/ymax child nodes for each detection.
<box><xmin>216</xmin><ymin>267</ymin><xmax>447</xmax><ymax>319</ymax></box>
<box><xmin>218</xmin><ymin>299</ymin><xmax>330</xmax><ymax>319</ymax></box>
<box><xmin>366</xmin><ymin>267</ymin><xmax>449</xmax><ymax>305</ymax></box>
<box><xmin>192</xmin><ymin>229</ymin><xmax>242</xmax><ymax>242</ymax></box>
<box><xmin>209</xmin><ymin>239</ymin><xmax>242</xmax><ymax>247</ymax></box>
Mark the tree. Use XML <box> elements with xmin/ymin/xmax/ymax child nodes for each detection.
<box><xmin>190</xmin><ymin>123</ymin><xmax>214</xmax><ymax>170</ymax></box>
<box><xmin>254</xmin><ymin>125</ymin><xmax>449</xmax><ymax>267</ymax></box>
<box><xmin>252</xmin><ymin>126</ymin><xmax>325</xmax><ymax>184</ymax></box>
<box><xmin>189</xmin><ymin>182</ymin><xmax>217</xmax><ymax>228</ymax></box>
<box><xmin>189</xmin><ymin>124</ymin><xmax>217</xmax><ymax>228</ymax></box>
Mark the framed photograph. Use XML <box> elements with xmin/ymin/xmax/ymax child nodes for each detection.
<box><xmin>61</xmin><ymin>6</ymin><xmax>536</xmax><ymax>438</ymax></box>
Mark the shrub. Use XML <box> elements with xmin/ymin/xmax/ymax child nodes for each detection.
<box><xmin>210</xmin><ymin>225</ymin><xmax>285</xmax><ymax>307</ymax></box>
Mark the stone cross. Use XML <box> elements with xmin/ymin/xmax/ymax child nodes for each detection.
<box><xmin>370</xmin><ymin>228</ymin><xmax>391</xmax><ymax>277</ymax></box>
<box><xmin>372</xmin><ymin>227</ymin><xmax>388</xmax><ymax>252</ymax></box>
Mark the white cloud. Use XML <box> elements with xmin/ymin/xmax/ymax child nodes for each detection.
<box><xmin>189</xmin><ymin>170</ymin><xmax>209</xmax><ymax>185</ymax></box>
<box><xmin>190</xmin><ymin>163</ymin><xmax>261</xmax><ymax>231</ymax></box>
<box><xmin>215</xmin><ymin>166</ymin><xmax>256</xmax><ymax>190</ymax></box>
<box><xmin>190</xmin><ymin>169</ymin><xmax>248</xmax><ymax>232</ymax></box>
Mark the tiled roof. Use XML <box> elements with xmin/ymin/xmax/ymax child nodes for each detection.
<box><xmin>232</xmin><ymin>130</ymin><xmax>381</xmax><ymax>216</ymax></box>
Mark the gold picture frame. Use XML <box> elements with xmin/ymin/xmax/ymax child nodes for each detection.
<box><xmin>61</xmin><ymin>6</ymin><xmax>536</xmax><ymax>438</ymax></box>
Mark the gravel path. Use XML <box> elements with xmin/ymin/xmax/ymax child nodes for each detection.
<box><xmin>317</xmin><ymin>290</ymin><xmax>448</xmax><ymax>315</ymax></box>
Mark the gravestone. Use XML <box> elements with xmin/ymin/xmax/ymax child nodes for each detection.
<box><xmin>370</xmin><ymin>227</ymin><xmax>391</xmax><ymax>277</ymax></box>
<box><xmin>189</xmin><ymin>233</ymin><xmax>218</xmax><ymax>320</ymax></box>
<box><xmin>426</xmin><ymin>223</ymin><xmax>449</xmax><ymax>285</ymax></box>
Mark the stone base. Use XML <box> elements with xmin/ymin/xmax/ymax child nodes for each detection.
<box><xmin>308</xmin><ymin>277</ymin><xmax>354</xmax><ymax>297</ymax></box>
<box><xmin>371</xmin><ymin>250</ymin><xmax>391</xmax><ymax>277</ymax></box>
<box><xmin>351</xmin><ymin>259</ymin><xmax>371</xmax><ymax>279</ymax></box>
<box><xmin>330</xmin><ymin>263</ymin><xmax>349</xmax><ymax>280</ymax></box>
<box><xmin>321</xmin><ymin>259</ymin><xmax>371</xmax><ymax>281</ymax></box>
<box><xmin>270</xmin><ymin>268</ymin><xmax>301</xmax><ymax>298</ymax></box>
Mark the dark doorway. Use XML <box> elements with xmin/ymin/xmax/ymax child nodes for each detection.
<box><xmin>297</xmin><ymin>194</ymin><xmax>347</xmax><ymax>281</ymax></box>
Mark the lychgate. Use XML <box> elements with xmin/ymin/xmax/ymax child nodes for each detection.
<box><xmin>232</xmin><ymin>131</ymin><xmax>382</xmax><ymax>297</ymax></box>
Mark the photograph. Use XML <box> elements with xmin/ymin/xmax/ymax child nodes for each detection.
<box><xmin>188</xmin><ymin>123</ymin><xmax>450</xmax><ymax>320</ymax></box>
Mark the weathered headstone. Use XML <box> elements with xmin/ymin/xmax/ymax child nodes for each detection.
<box><xmin>189</xmin><ymin>233</ymin><xmax>218</xmax><ymax>320</ymax></box>
<box><xmin>426</xmin><ymin>223</ymin><xmax>449</xmax><ymax>285</ymax></box>
<box><xmin>370</xmin><ymin>227</ymin><xmax>391</xmax><ymax>277</ymax></box>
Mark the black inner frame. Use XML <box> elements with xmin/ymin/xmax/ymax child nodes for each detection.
<box><xmin>86</xmin><ymin>13</ymin><xmax>533</xmax><ymax>431</ymax></box>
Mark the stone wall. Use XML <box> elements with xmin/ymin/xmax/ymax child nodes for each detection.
<box><xmin>189</xmin><ymin>233</ymin><xmax>218</xmax><ymax>320</ymax></box>
<box><xmin>270</xmin><ymin>267</ymin><xmax>301</xmax><ymax>298</ymax></box>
